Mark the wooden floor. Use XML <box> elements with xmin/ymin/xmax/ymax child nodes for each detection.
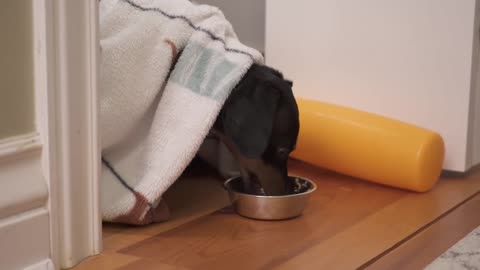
<box><xmin>71</xmin><ymin>160</ymin><xmax>480</xmax><ymax>270</ymax></box>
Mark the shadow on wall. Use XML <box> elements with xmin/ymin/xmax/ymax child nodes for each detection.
<box><xmin>197</xmin><ymin>0</ymin><xmax>265</xmax><ymax>53</ymax></box>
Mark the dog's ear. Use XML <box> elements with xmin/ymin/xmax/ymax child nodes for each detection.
<box><xmin>222</xmin><ymin>82</ymin><xmax>280</xmax><ymax>158</ymax></box>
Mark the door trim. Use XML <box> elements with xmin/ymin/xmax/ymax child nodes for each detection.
<box><xmin>34</xmin><ymin>0</ymin><xmax>102</xmax><ymax>268</ymax></box>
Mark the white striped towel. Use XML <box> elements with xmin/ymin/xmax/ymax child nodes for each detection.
<box><xmin>99</xmin><ymin>0</ymin><xmax>263</xmax><ymax>224</ymax></box>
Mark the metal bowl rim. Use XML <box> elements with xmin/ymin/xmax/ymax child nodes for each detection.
<box><xmin>224</xmin><ymin>175</ymin><xmax>317</xmax><ymax>198</ymax></box>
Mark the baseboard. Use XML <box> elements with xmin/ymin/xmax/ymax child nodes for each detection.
<box><xmin>0</xmin><ymin>208</ymin><xmax>51</xmax><ymax>270</ymax></box>
<box><xmin>24</xmin><ymin>259</ymin><xmax>55</xmax><ymax>270</ymax></box>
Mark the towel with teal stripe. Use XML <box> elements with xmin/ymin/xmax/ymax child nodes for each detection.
<box><xmin>99</xmin><ymin>0</ymin><xmax>263</xmax><ymax>225</ymax></box>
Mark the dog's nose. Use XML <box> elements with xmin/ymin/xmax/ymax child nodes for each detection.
<box><xmin>236</xmin><ymin>159</ymin><xmax>290</xmax><ymax>195</ymax></box>
<box><xmin>257</xmin><ymin>171</ymin><xmax>289</xmax><ymax>196</ymax></box>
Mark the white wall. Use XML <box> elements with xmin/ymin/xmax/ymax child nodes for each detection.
<box><xmin>198</xmin><ymin>0</ymin><xmax>265</xmax><ymax>52</ymax></box>
<box><xmin>266</xmin><ymin>0</ymin><xmax>479</xmax><ymax>172</ymax></box>
<box><xmin>195</xmin><ymin>0</ymin><xmax>480</xmax><ymax>170</ymax></box>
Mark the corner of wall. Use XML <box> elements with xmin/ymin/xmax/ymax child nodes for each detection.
<box><xmin>467</xmin><ymin>0</ymin><xmax>480</xmax><ymax>169</ymax></box>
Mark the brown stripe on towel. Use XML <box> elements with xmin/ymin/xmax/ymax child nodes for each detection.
<box><xmin>164</xmin><ymin>39</ymin><xmax>178</xmax><ymax>59</ymax></box>
<box><xmin>165</xmin><ymin>39</ymin><xmax>182</xmax><ymax>77</ymax></box>
<box><xmin>113</xmin><ymin>192</ymin><xmax>170</xmax><ymax>225</ymax></box>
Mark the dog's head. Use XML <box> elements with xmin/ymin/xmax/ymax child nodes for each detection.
<box><xmin>218</xmin><ymin>64</ymin><xmax>299</xmax><ymax>195</ymax></box>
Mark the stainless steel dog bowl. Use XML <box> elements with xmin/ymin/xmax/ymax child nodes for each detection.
<box><xmin>224</xmin><ymin>176</ymin><xmax>317</xmax><ymax>220</ymax></box>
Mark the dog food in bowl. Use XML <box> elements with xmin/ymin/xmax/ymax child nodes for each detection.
<box><xmin>224</xmin><ymin>176</ymin><xmax>316</xmax><ymax>220</ymax></box>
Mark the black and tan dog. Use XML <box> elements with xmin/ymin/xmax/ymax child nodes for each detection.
<box><xmin>210</xmin><ymin>64</ymin><xmax>300</xmax><ymax>196</ymax></box>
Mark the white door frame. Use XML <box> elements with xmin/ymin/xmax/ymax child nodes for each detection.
<box><xmin>34</xmin><ymin>0</ymin><xmax>102</xmax><ymax>268</ymax></box>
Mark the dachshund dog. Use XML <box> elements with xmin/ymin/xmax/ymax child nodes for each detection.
<box><xmin>211</xmin><ymin>64</ymin><xmax>300</xmax><ymax>196</ymax></box>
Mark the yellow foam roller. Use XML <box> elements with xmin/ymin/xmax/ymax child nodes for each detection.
<box><xmin>291</xmin><ymin>99</ymin><xmax>445</xmax><ymax>192</ymax></box>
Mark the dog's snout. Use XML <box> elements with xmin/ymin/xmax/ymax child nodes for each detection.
<box><xmin>251</xmin><ymin>165</ymin><xmax>290</xmax><ymax>196</ymax></box>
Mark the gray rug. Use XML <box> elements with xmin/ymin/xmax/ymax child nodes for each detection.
<box><xmin>425</xmin><ymin>225</ymin><xmax>480</xmax><ymax>270</ymax></box>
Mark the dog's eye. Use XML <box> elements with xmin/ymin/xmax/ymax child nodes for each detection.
<box><xmin>277</xmin><ymin>147</ymin><xmax>290</xmax><ymax>159</ymax></box>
